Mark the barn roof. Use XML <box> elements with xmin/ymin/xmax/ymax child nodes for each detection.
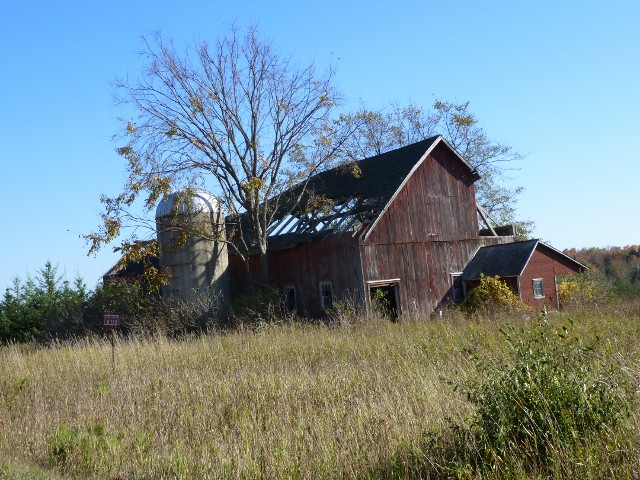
<box><xmin>462</xmin><ymin>240</ymin><xmax>586</xmax><ymax>280</ymax></box>
<box><xmin>261</xmin><ymin>135</ymin><xmax>479</xmax><ymax>248</ymax></box>
<box><xmin>102</xmin><ymin>240</ymin><xmax>160</xmax><ymax>281</ymax></box>
<box><xmin>462</xmin><ymin>239</ymin><xmax>538</xmax><ymax>279</ymax></box>
<box><xmin>287</xmin><ymin>137</ymin><xmax>440</xmax><ymax>205</ymax></box>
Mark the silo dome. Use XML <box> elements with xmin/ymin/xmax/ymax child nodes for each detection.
<box><xmin>155</xmin><ymin>189</ymin><xmax>219</xmax><ymax>219</ymax></box>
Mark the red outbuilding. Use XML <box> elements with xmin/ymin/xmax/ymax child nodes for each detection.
<box><xmin>461</xmin><ymin>240</ymin><xmax>586</xmax><ymax>310</ymax></box>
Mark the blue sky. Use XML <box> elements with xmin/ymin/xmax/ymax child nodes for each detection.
<box><xmin>1</xmin><ymin>1</ymin><xmax>638</xmax><ymax>292</ymax></box>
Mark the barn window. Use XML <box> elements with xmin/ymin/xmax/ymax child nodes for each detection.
<box><xmin>532</xmin><ymin>278</ymin><xmax>544</xmax><ymax>299</ymax></box>
<box><xmin>283</xmin><ymin>286</ymin><xmax>296</xmax><ymax>314</ymax></box>
<box><xmin>450</xmin><ymin>273</ymin><xmax>465</xmax><ymax>301</ymax></box>
<box><xmin>320</xmin><ymin>282</ymin><xmax>333</xmax><ymax>310</ymax></box>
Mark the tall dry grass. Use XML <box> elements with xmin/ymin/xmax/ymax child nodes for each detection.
<box><xmin>0</xmin><ymin>307</ymin><xmax>638</xmax><ymax>479</ymax></box>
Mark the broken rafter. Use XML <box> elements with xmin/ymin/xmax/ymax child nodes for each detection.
<box><xmin>268</xmin><ymin>195</ymin><xmax>364</xmax><ymax>238</ymax></box>
<box><xmin>268</xmin><ymin>213</ymin><xmax>296</xmax><ymax>236</ymax></box>
<box><xmin>477</xmin><ymin>202</ymin><xmax>498</xmax><ymax>236</ymax></box>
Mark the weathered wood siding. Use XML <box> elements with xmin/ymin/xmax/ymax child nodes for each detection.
<box><xmin>365</xmin><ymin>143</ymin><xmax>479</xmax><ymax>245</ymax></box>
<box><xmin>228</xmin><ymin>140</ymin><xmax>518</xmax><ymax>319</ymax></box>
<box><xmin>229</xmin><ymin>235</ymin><xmax>363</xmax><ymax>317</ymax></box>
<box><xmin>361</xmin><ymin>143</ymin><xmax>487</xmax><ymax>317</ymax></box>
<box><xmin>519</xmin><ymin>246</ymin><xmax>584</xmax><ymax>309</ymax></box>
<box><xmin>361</xmin><ymin>239</ymin><xmax>490</xmax><ymax>317</ymax></box>
<box><xmin>480</xmin><ymin>236</ymin><xmax>517</xmax><ymax>247</ymax></box>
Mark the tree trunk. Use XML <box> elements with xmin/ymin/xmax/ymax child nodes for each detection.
<box><xmin>258</xmin><ymin>240</ymin><xmax>270</xmax><ymax>286</ymax></box>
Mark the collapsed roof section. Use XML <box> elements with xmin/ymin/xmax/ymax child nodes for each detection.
<box><xmin>266</xmin><ymin>136</ymin><xmax>446</xmax><ymax>242</ymax></box>
<box><xmin>267</xmin><ymin>195</ymin><xmax>369</xmax><ymax>239</ymax></box>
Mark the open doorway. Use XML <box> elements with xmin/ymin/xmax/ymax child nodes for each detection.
<box><xmin>369</xmin><ymin>283</ymin><xmax>400</xmax><ymax>320</ymax></box>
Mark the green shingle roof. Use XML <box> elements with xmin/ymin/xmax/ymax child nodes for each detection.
<box><xmin>288</xmin><ymin>136</ymin><xmax>442</xmax><ymax>213</ymax></box>
<box><xmin>232</xmin><ymin>135</ymin><xmax>480</xmax><ymax>249</ymax></box>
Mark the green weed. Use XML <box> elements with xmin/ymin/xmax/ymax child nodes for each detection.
<box><xmin>429</xmin><ymin>317</ymin><xmax>634</xmax><ymax>477</ymax></box>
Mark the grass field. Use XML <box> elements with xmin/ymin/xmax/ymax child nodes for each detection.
<box><xmin>0</xmin><ymin>303</ymin><xmax>638</xmax><ymax>479</ymax></box>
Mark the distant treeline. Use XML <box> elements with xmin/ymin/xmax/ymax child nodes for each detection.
<box><xmin>564</xmin><ymin>245</ymin><xmax>640</xmax><ymax>296</ymax></box>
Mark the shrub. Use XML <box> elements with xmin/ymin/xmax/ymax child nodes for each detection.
<box><xmin>370</xmin><ymin>288</ymin><xmax>393</xmax><ymax>318</ymax></box>
<box><xmin>227</xmin><ymin>286</ymin><xmax>282</xmax><ymax>326</ymax></box>
<box><xmin>462</xmin><ymin>275</ymin><xmax>530</xmax><ymax>315</ymax></box>
<box><xmin>47</xmin><ymin>423</ymin><xmax>119</xmax><ymax>474</ymax></box>
<box><xmin>84</xmin><ymin>280</ymin><xmax>160</xmax><ymax>334</ymax></box>
<box><xmin>0</xmin><ymin>263</ymin><xmax>90</xmax><ymax>342</ymax></box>
<box><xmin>143</xmin><ymin>287</ymin><xmax>225</xmax><ymax>336</ymax></box>
<box><xmin>47</xmin><ymin>425</ymin><xmax>80</xmax><ymax>467</ymax></box>
<box><xmin>455</xmin><ymin>318</ymin><xmax>631</xmax><ymax>472</ymax></box>
<box><xmin>558</xmin><ymin>271</ymin><xmax>612</xmax><ymax>309</ymax></box>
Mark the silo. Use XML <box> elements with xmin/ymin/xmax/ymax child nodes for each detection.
<box><xmin>155</xmin><ymin>189</ymin><xmax>229</xmax><ymax>303</ymax></box>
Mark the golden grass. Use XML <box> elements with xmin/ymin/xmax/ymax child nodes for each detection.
<box><xmin>0</xmin><ymin>309</ymin><xmax>638</xmax><ymax>479</ymax></box>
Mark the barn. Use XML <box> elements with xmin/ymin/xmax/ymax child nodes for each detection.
<box><xmin>227</xmin><ymin>135</ymin><xmax>562</xmax><ymax>318</ymax></box>
<box><xmin>104</xmin><ymin>135</ymin><xmax>585</xmax><ymax>318</ymax></box>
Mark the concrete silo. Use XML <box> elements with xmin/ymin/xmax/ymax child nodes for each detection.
<box><xmin>155</xmin><ymin>189</ymin><xmax>229</xmax><ymax>303</ymax></box>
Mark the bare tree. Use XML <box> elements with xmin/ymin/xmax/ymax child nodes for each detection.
<box><xmin>336</xmin><ymin>100</ymin><xmax>533</xmax><ymax>237</ymax></box>
<box><xmin>86</xmin><ymin>27</ymin><xmax>359</xmax><ymax>280</ymax></box>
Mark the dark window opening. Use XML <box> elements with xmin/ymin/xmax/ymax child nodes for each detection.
<box><xmin>451</xmin><ymin>273</ymin><xmax>465</xmax><ymax>302</ymax></box>
<box><xmin>283</xmin><ymin>286</ymin><xmax>296</xmax><ymax>314</ymax></box>
<box><xmin>369</xmin><ymin>284</ymin><xmax>399</xmax><ymax>320</ymax></box>
<box><xmin>320</xmin><ymin>282</ymin><xmax>333</xmax><ymax>310</ymax></box>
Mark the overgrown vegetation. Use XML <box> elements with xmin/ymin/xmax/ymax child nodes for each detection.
<box><xmin>1</xmin><ymin>257</ymin><xmax>639</xmax><ymax>477</ymax></box>
<box><xmin>0</xmin><ymin>262</ymin><xmax>90</xmax><ymax>342</ymax></box>
<box><xmin>434</xmin><ymin>318</ymin><xmax>632</xmax><ymax>477</ymax></box>
<box><xmin>226</xmin><ymin>286</ymin><xmax>283</xmax><ymax>326</ymax></box>
<box><xmin>462</xmin><ymin>274</ymin><xmax>530</xmax><ymax>315</ymax></box>
<box><xmin>0</xmin><ymin>262</ymin><xmax>227</xmax><ymax>343</ymax></box>
<box><xmin>558</xmin><ymin>270</ymin><xmax>613</xmax><ymax>309</ymax></box>
<box><xmin>0</xmin><ymin>303</ymin><xmax>638</xmax><ymax>478</ymax></box>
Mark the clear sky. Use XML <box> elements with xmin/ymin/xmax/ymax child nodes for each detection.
<box><xmin>1</xmin><ymin>1</ymin><xmax>638</xmax><ymax>292</ymax></box>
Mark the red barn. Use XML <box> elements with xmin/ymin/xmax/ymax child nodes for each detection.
<box><xmin>228</xmin><ymin>135</ymin><xmax>570</xmax><ymax>318</ymax></box>
<box><xmin>105</xmin><ymin>135</ymin><xmax>585</xmax><ymax>318</ymax></box>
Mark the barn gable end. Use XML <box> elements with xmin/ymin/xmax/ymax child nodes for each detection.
<box><xmin>359</xmin><ymin>139</ymin><xmax>507</xmax><ymax>317</ymax></box>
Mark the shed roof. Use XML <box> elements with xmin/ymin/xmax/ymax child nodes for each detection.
<box><xmin>462</xmin><ymin>239</ymin><xmax>538</xmax><ymax>279</ymax></box>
